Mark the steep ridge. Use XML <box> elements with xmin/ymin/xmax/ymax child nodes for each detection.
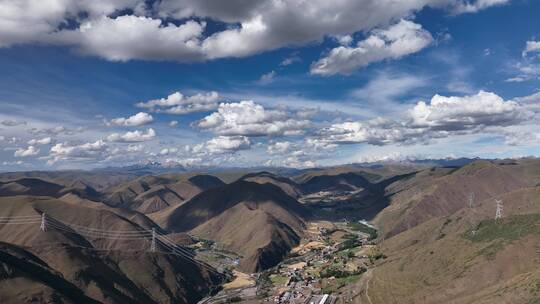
<box><xmin>0</xmin><ymin>170</ymin><xmax>139</xmax><ymax>191</ymax></box>
<box><xmin>241</xmin><ymin>171</ymin><xmax>303</xmax><ymax>198</ymax></box>
<box><xmin>0</xmin><ymin>242</ymin><xmax>100</xmax><ymax>304</ymax></box>
<box><xmin>300</xmin><ymin>172</ymin><xmax>375</xmax><ymax>194</ymax></box>
<box><xmin>152</xmin><ymin>181</ymin><xmax>309</xmax><ymax>272</ymax></box>
<box><xmin>374</xmin><ymin>161</ymin><xmax>530</xmax><ymax>238</ymax></box>
<box><xmin>364</xmin><ymin>185</ymin><xmax>540</xmax><ymax>304</ymax></box>
<box><xmin>0</xmin><ymin>178</ymin><xmax>102</xmax><ymax>202</ymax></box>
<box><xmin>0</xmin><ymin>195</ymin><xmax>223</xmax><ymax>303</ymax></box>
<box><xmin>104</xmin><ymin>175</ymin><xmax>224</xmax><ymax>213</ymax></box>
<box><xmin>358</xmin><ymin>159</ymin><xmax>540</xmax><ymax>303</ymax></box>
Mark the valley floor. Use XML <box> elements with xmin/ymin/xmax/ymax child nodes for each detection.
<box><xmin>196</xmin><ymin>220</ymin><xmax>380</xmax><ymax>304</ymax></box>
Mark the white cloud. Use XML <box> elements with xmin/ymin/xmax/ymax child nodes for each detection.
<box><xmin>196</xmin><ymin>100</ymin><xmax>310</xmax><ymax>136</ymax></box>
<box><xmin>523</xmin><ymin>40</ymin><xmax>540</xmax><ymax>57</ymax></box>
<box><xmin>126</xmin><ymin>144</ymin><xmax>144</xmax><ymax>153</ymax></box>
<box><xmin>450</xmin><ymin>0</ymin><xmax>509</xmax><ymax>14</ymax></box>
<box><xmin>14</xmin><ymin>146</ymin><xmax>40</xmax><ymax>157</ymax></box>
<box><xmin>0</xmin><ymin>1</ymin><xmax>506</xmax><ymax>62</ymax></box>
<box><xmin>169</xmin><ymin>120</ymin><xmax>179</xmax><ymax>127</ymax></box>
<box><xmin>191</xmin><ymin>136</ymin><xmax>251</xmax><ymax>154</ymax></box>
<box><xmin>319</xmin><ymin>120</ymin><xmax>428</xmax><ymax>146</ymax></box>
<box><xmin>503</xmin><ymin>131</ymin><xmax>540</xmax><ymax>146</ymax></box>
<box><xmin>57</xmin><ymin>15</ymin><xmax>206</xmax><ymax>62</ymax></box>
<box><xmin>159</xmin><ymin>147</ymin><xmax>179</xmax><ymax>156</ymax></box>
<box><xmin>27</xmin><ymin>137</ymin><xmax>52</xmax><ymax>145</ymax></box>
<box><xmin>48</xmin><ymin>139</ymin><xmax>107</xmax><ymax>163</ymax></box>
<box><xmin>267</xmin><ymin>141</ymin><xmax>293</xmax><ymax>154</ymax></box>
<box><xmin>106</xmin><ymin>128</ymin><xmax>156</xmax><ymax>142</ymax></box>
<box><xmin>109</xmin><ymin>112</ymin><xmax>153</xmax><ymax>126</ymax></box>
<box><xmin>316</xmin><ymin>91</ymin><xmax>535</xmax><ymax>147</ymax></box>
<box><xmin>505</xmin><ymin>76</ymin><xmax>527</xmax><ymax>83</ymax></box>
<box><xmin>136</xmin><ymin>91</ymin><xmax>220</xmax><ymax>114</ymax></box>
<box><xmin>409</xmin><ymin>91</ymin><xmax>533</xmax><ymax>130</ymax></box>
<box><xmin>311</xmin><ymin>20</ymin><xmax>433</xmax><ymax>76</ymax></box>
<box><xmin>260</xmin><ymin>70</ymin><xmax>276</xmax><ymax>83</ymax></box>
<box><xmin>280</xmin><ymin>54</ymin><xmax>301</xmax><ymax>66</ymax></box>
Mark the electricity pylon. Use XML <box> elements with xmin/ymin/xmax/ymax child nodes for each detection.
<box><xmin>40</xmin><ymin>213</ymin><xmax>46</xmax><ymax>232</ymax></box>
<box><xmin>150</xmin><ymin>228</ymin><xmax>156</xmax><ymax>252</ymax></box>
<box><xmin>468</xmin><ymin>192</ymin><xmax>475</xmax><ymax>208</ymax></box>
<box><xmin>495</xmin><ymin>199</ymin><xmax>503</xmax><ymax>220</ymax></box>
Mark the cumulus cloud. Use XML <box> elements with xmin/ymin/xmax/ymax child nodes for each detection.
<box><xmin>56</xmin><ymin>15</ymin><xmax>206</xmax><ymax>61</ymax></box>
<box><xmin>311</xmin><ymin>20</ymin><xmax>433</xmax><ymax>76</ymax></box>
<box><xmin>267</xmin><ymin>141</ymin><xmax>294</xmax><ymax>154</ymax></box>
<box><xmin>191</xmin><ymin>136</ymin><xmax>251</xmax><ymax>154</ymax></box>
<box><xmin>159</xmin><ymin>147</ymin><xmax>179</xmax><ymax>156</ymax></box>
<box><xmin>523</xmin><ymin>40</ymin><xmax>540</xmax><ymax>57</ymax></box>
<box><xmin>450</xmin><ymin>0</ymin><xmax>509</xmax><ymax>14</ymax></box>
<box><xmin>506</xmin><ymin>62</ymin><xmax>540</xmax><ymax>83</ymax></box>
<box><xmin>315</xmin><ymin>91</ymin><xmax>535</xmax><ymax>147</ymax></box>
<box><xmin>409</xmin><ymin>91</ymin><xmax>533</xmax><ymax>130</ymax></box>
<box><xmin>14</xmin><ymin>146</ymin><xmax>40</xmax><ymax>157</ymax></box>
<box><xmin>48</xmin><ymin>139</ymin><xmax>107</xmax><ymax>163</ymax></box>
<box><xmin>136</xmin><ymin>91</ymin><xmax>220</xmax><ymax>114</ymax></box>
<box><xmin>196</xmin><ymin>100</ymin><xmax>310</xmax><ymax>136</ymax></box>
<box><xmin>514</xmin><ymin>91</ymin><xmax>540</xmax><ymax>113</ymax></box>
<box><xmin>0</xmin><ymin>0</ymin><xmax>506</xmax><ymax>62</ymax></box>
<box><xmin>319</xmin><ymin>120</ymin><xmax>429</xmax><ymax>146</ymax></box>
<box><xmin>106</xmin><ymin>128</ymin><xmax>156</xmax><ymax>142</ymax></box>
<box><xmin>0</xmin><ymin>0</ymin><xmax>142</xmax><ymax>47</ymax></box>
<box><xmin>169</xmin><ymin>120</ymin><xmax>179</xmax><ymax>127</ymax></box>
<box><xmin>109</xmin><ymin>112</ymin><xmax>153</xmax><ymax>126</ymax></box>
<box><xmin>27</xmin><ymin>137</ymin><xmax>52</xmax><ymax>145</ymax></box>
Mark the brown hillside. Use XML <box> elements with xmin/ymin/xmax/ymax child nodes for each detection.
<box><xmin>104</xmin><ymin>175</ymin><xmax>224</xmax><ymax>213</ymax></box>
<box><xmin>152</xmin><ymin>181</ymin><xmax>309</xmax><ymax>272</ymax></box>
<box><xmin>241</xmin><ymin>171</ymin><xmax>303</xmax><ymax>198</ymax></box>
<box><xmin>0</xmin><ymin>195</ymin><xmax>223</xmax><ymax>303</ymax></box>
<box><xmin>374</xmin><ymin>161</ymin><xmax>531</xmax><ymax>238</ymax></box>
<box><xmin>359</xmin><ymin>184</ymin><xmax>540</xmax><ymax>304</ymax></box>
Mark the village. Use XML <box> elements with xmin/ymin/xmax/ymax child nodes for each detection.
<box><xmin>196</xmin><ymin>219</ymin><xmax>383</xmax><ymax>304</ymax></box>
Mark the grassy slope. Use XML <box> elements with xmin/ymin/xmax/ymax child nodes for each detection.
<box><xmin>360</xmin><ymin>163</ymin><xmax>540</xmax><ymax>304</ymax></box>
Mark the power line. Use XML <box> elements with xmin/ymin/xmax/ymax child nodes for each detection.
<box><xmin>0</xmin><ymin>213</ymin><xmax>213</xmax><ymax>270</ymax></box>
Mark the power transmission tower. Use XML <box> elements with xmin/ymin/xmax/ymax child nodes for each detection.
<box><xmin>150</xmin><ymin>228</ymin><xmax>156</xmax><ymax>252</ymax></box>
<box><xmin>495</xmin><ymin>199</ymin><xmax>503</xmax><ymax>220</ymax></box>
<box><xmin>468</xmin><ymin>192</ymin><xmax>475</xmax><ymax>208</ymax></box>
<box><xmin>40</xmin><ymin>213</ymin><xmax>47</xmax><ymax>232</ymax></box>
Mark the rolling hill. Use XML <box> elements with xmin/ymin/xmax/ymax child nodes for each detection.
<box><xmin>104</xmin><ymin>175</ymin><xmax>225</xmax><ymax>213</ymax></box>
<box><xmin>355</xmin><ymin>159</ymin><xmax>540</xmax><ymax>304</ymax></box>
<box><xmin>151</xmin><ymin>180</ymin><xmax>310</xmax><ymax>272</ymax></box>
<box><xmin>0</xmin><ymin>194</ymin><xmax>223</xmax><ymax>304</ymax></box>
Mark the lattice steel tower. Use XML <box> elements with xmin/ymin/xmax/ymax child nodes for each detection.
<box><xmin>495</xmin><ymin>199</ymin><xmax>503</xmax><ymax>220</ymax></box>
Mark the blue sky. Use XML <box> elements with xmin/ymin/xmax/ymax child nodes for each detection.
<box><xmin>1</xmin><ymin>0</ymin><xmax>539</xmax><ymax>170</ymax></box>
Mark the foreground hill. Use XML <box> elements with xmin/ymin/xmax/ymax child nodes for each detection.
<box><xmin>152</xmin><ymin>180</ymin><xmax>309</xmax><ymax>272</ymax></box>
<box><xmin>355</xmin><ymin>159</ymin><xmax>540</xmax><ymax>304</ymax></box>
<box><xmin>0</xmin><ymin>195</ymin><xmax>223</xmax><ymax>304</ymax></box>
<box><xmin>374</xmin><ymin>160</ymin><xmax>533</xmax><ymax>238</ymax></box>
